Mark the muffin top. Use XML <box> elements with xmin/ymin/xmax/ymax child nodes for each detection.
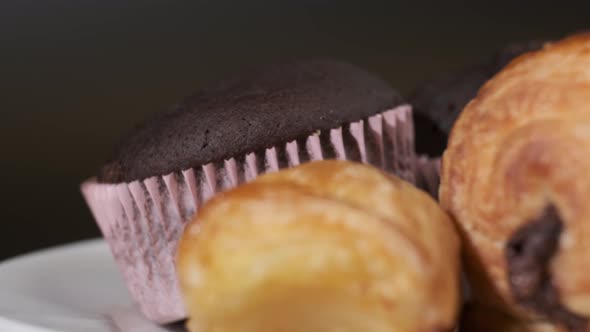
<box><xmin>98</xmin><ymin>59</ymin><xmax>404</xmax><ymax>183</ymax></box>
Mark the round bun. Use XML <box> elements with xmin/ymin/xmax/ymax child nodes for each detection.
<box><xmin>98</xmin><ymin>60</ymin><xmax>403</xmax><ymax>183</ymax></box>
<box><xmin>178</xmin><ymin>160</ymin><xmax>460</xmax><ymax>332</ymax></box>
<box><xmin>440</xmin><ymin>32</ymin><xmax>590</xmax><ymax>331</ymax></box>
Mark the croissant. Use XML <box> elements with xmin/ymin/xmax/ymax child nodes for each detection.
<box><xmin>177</xmin><ymin>160</ymin><xmax>460</xmax><ymax>332</ymax></box>
<box><xmin>440</xmin><ymin>33</ymin><xmax>590</xmax><ymax>332</ymax></box>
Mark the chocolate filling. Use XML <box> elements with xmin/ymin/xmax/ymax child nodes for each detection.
<box><xmin>506</xmin><ymin>204</ymin><xmax>588</xmax><ymax>332</ymax></box>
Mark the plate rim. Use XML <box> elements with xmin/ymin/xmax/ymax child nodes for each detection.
<box><xmin>0</xmin><ymin>238</ymin><xmax>106</xmax><ymax>267</ymax></box>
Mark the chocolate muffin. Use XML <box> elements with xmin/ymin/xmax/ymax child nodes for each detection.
<box><xmin>98</xmin><ymin>59</ymin><xmax>408</xmax><ymax>183</ymax></box>
<box><xmin>82</xmin><ymin>59</ymin><xmax>416</xmax><ymax>323</ymax></box>
<box><xmin>410</xmin><ymin>40</ymin><xmax>546</xmax><ymax>156</ymax></box>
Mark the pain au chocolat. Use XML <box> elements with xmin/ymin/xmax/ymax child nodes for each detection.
<box><xmin>440</xmin><ymin>33</ymin><xmax>590</xmax><ymax>332</ymax></box>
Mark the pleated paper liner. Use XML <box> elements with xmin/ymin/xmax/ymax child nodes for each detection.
<box><xmin>414</xmin><ymin>155</ymin><xmax>441</xmax><ymax>199</ymax></box>
<box><xmin>81</xmin><ymin>104</ymin><xmax>416</xmax><ymax>323</ymax></box>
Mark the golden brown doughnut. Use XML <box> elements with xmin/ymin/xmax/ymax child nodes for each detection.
<box><xmin>440</xmin><ymin>33</ymin><xmax>590</xmax><ymax>331</ymax></box>
<box><xmin>178</xmin><ymin>160</ymin><xmax>460</xmax><ymax>332</ymax></box>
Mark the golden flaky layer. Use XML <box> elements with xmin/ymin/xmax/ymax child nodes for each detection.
<box><xmin>440</xmin><ymin>32</ymin><xmax>590</xmax><ymax>328</ymax></box>
<box><xmin>178</xmin><ymin>160</ymin><xmax>460</xmax><ymax>332</ymax></box>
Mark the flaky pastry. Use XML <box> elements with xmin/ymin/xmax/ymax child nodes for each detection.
<box><xmin>178</xmin><ymin>160</ymin><xmax>460</xmax><ymax>332</ymax></box>
<box><xmin>440</xmin><ymin>33</ymin><xmax>590</xmax><ymax>331</ymax></box>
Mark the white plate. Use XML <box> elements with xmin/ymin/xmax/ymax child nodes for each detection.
<box><xmin>0</xmin><ymin>239</ymin><xmax>185</xmax><ymax>332</ymax></box>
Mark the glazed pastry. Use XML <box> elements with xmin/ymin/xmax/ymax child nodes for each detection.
<box><xmin>178</xmin><ymin>160</ymin><xmax>461</xmax><ymax>332</ymax></box>
<box><xmin>440</xmin><ymin>33</ymin><xmax>590</xmax><ymax>332</ymax></box>
<box><xmin>411</xmin><ymin>39</ymin><xmax>546</xmax><ymax>156</ymax></box>
<box><xmin>81</xmin><ymin>59</ymin><xmax>415</xmax><ymax>322</ymax></box>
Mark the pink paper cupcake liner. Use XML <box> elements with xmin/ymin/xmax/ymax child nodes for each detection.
<box><xmin>81</xmin><ymin>104</ymin><xmax>415</xmax><ymax>323</ymax></box>
<box><xmin>414</xmin><ymin>155</ymin><xmax>441</xmax><ymax>199</ymax></box>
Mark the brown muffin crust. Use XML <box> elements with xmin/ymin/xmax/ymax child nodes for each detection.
<box><xmin>98</xmin><ymin>59</ymin><xmax>404</xmax><ymax>183</ymax></box>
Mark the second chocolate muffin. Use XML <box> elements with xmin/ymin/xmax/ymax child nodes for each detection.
<box><xmin>410</xmin><ymin>40</ymin><xmax>546</xmax><ymax>156</ymax></box>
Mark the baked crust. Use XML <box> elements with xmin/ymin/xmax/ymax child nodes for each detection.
<box><xmin>440</xmin><ymin>32</ymin><xmax>590</xmax><ymax>328</ymax></box>
<box><xmin>178</xmin><ymin>160</ymin><xmax>460</xmax><ymax>332</ymax></box>
<box><xmin>97</xmin><ymin>60</ymin><xmax>403</xmax><ymax>183</ymax></box>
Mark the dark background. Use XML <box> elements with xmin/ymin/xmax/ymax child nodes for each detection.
<box><xmin>1</xmin><ymin>1</ymin><xmax>589</xmax><ymax>260</ymax></box>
